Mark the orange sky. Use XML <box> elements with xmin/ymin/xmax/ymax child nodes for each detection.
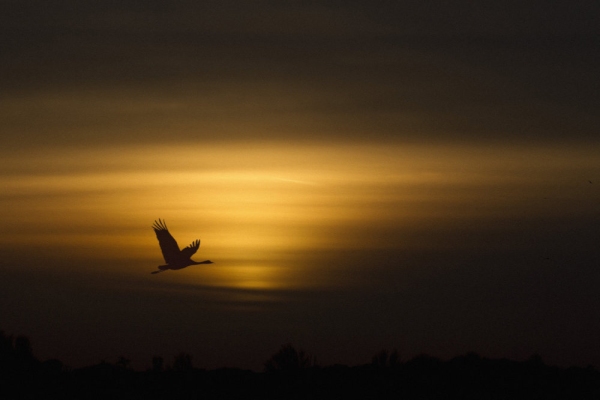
<box><xmin>2</xmin><ymin>142</ymin><xmax>598</xmax><ymax>288</ymax></box>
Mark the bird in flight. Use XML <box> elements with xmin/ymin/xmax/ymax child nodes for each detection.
<box><xmin>151</xmin><ymin>219</ymin><xmax>213</xmax><ymax>274</ymax></box>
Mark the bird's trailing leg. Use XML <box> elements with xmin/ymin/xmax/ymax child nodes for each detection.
<box><xmin>151</xmin><ymin>264</ymin><xmax>170</xmax><ymax>274</ymax></box>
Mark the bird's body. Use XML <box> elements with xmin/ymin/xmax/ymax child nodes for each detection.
<box><xmin>151</xmin><ymin>219</ymin><xmax>213</xmax><ymax>274</ymax></box>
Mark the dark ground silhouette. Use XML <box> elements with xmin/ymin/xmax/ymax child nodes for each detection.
<box><xmin>1</xmin><ymin>332</ymin><xmax>599</xmax><ymax>399</ymax></box>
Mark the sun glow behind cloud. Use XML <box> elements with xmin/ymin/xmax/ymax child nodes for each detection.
<box><xmin>1</xmin><ymin>142</ymin><xmax>598</xmax><ymax>291</ymax></box>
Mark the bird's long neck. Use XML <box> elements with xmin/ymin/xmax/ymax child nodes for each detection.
<box><xmin>192</xmin><ymin>260</ymin><xmax>213</xmax><ymax>265</ymax></box>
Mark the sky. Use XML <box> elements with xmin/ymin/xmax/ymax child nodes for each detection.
<box><xmin>1</xmin><ymin>1</ymin><xmax>600</xmax><ymax>370</ymax></box>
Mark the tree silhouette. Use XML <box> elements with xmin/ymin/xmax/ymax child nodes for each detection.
<box><xmin>371</xmin><ymin>349</ymin><xmax>400</xmax><ymax>368</ymax></box>
<box><xmin>14</xmin><ymin>335</ymin><xmax>32</xmax><ymax>357</ymax></box>
<box><xmin>151</xmin><ymin>356</ymin><xmax>164</xmax><ymax>372</ymax></box>
<box><xmin>0</xmin><ymin>331</ymin><xmax>15</xmax><ymax>373</ymax></box>
<box><xmin>264</xmin><ymin>343</ymin><xmax>314</xmax><ymax>373</ymax></box>
<box><xmin>116</xmin><ymin>356</ymin><xmax>131</xmax><ymax>370</ymax></box>
<box><xmin>372</xmin><ymin>349</ymin><xmax>389</xmax><ymax>368</ymax></box>
<box><xmin>173</xmin><ymin>352</ymin><xmax>193</xmax><ymax>372</ymax></box>
<box><xmin>0</xmin><ymin>332</ymin><xmax>39</xmax><ymax>373</ymax></box>
<box><xmin>0</xmin><ymin>331</ymin><xmax>13</xmax><ymax>355</ymax></box>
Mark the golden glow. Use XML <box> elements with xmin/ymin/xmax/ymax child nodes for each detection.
<box><xmin>201</xmin><ymin>263</ymin><xmax>289</xmax><ymax>290</ymax></box>
<box><xmin>1</xmin><ymin>142</ymin><xmax>599</xmax><ymax>290</ymax></box>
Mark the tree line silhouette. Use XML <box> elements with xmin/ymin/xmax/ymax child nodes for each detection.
<box><xmin>1</xmin><ymin>330</ymin><xmax>599</xmax><ymax>399</ymax></box>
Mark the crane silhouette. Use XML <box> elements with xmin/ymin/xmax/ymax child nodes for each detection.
<box><xmin>151</xmin><ymin>219</ymin><xmax>213</xmax><ymax>274</ymax></box>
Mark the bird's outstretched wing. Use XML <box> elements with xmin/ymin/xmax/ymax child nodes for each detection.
<box><xmin>152</xmin><ymin>219</ymin><xmax>181</xmax><ymax>264</ymax></box>
<box><xmin>180</xmin><ymin>239</ymin><xmax>200</xmax><ymax>259</ymax></box>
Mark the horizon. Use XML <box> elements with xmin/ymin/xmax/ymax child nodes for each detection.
<box><xmin>0</xmin><ymin>329</ymin><xmax>582</xmax><ymax>372</ymax></box>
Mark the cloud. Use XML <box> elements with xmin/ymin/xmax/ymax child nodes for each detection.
<box><xmin>1</xmin><ymin>1</ymin><xmax>598</xmax><ymax>148</ymax></box>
